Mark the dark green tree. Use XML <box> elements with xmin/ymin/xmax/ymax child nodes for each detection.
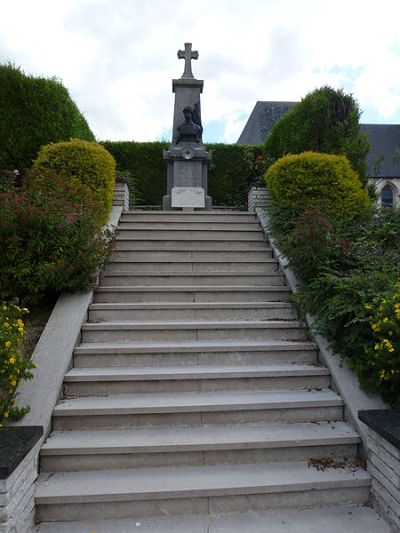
<box><xmin>264</xmin><ymin>86</ymin><xmax>370</xmax><ymax>181</ymax></box>
<box><xmin>0</xmin><ymin>63</ymin><xmax>95</xmax><ymax>170</ymax></box>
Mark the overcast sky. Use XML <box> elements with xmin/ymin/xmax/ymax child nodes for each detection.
<box><xmin>1</xmin><ymin>0</ymin><xmax>400</xmax><ymax>143</ymax></box>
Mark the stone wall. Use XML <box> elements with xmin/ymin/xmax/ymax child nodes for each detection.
<box><xmin>0</xmin><ymin>428</ymin><xmax>42</xmax><ymax>533</ymax></box>
<box><xmin>359</xmin><ymin>410</ymin><xmax>400</xmax><ymax>532</ymax></box>
<box><xmin>113</xmin><ymin>182</ymin><xmax>130</xmax><ymax>211</ymax></box>
<box><xmin>248</xmin><ymin>186</ymin><xmax>269</xmax><ymax>212</ymax></box>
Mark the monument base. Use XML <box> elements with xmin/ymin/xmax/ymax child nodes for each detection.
<box><xmin>163</xmin><ymin>143</ymin><xmax>212</xmax><ymax>211</ymax></box>
<box><xmin>162</xmin><ymin>193</ymin><xmax>212</xmax><ymax>211</ymax></box>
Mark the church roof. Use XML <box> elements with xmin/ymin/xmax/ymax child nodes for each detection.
<box><xmin>237</xmin><ymin>101</ymin><xmax>400</xmax><ymax>178</ymax></box>
<box><xmin>361</xmin><ymin>124</ymin><xmax>400</xmax><ymax>178</ymax></box>
<box><xmin>237</xmin><ymin>101</ymin><xmax>296</xmax><ymax>144</ymax></box>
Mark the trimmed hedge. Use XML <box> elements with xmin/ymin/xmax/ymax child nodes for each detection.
<box><xmin>264</xmin><ymin>86</ymin><xmax>369</xmax><ymax>181</ymax></box>
<box><xmin>34</xmin><ymin>139</ymin><xmax>116</xmax><ymax>224</ymax></box>
<box><xmin>101</xmin><ymin>141</ymin><xmax>263</xmax><ymax>207</ymax></box>
<box><xmin>0</xmin><ymin>63</ymin><xmax>95</xmax><ymax>170</ymax></box>
<box><xmin>265</xmin><ymin>151</ymin><xmax>371</xmax><ymax>237</ymax></box>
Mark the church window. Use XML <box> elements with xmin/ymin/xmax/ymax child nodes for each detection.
<box><xmin>381</xmin><ymin>184</ymin><xmax>394</xmax><ymax>208</ymax></box>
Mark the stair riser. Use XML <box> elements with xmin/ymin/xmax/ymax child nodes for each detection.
<box><xmin>41</xmin><ymin>443</ymin><xmax>357</xmax><ymax>472</ymax></box>
<box><xmin>53</xmin><ymin>405</ymin><xmax>343</xmax><ymax>430</ymax></box>
<box><xmin>81</xmin><ymin>326</ymin><xmax>307</xmax><ymax>343</ymax></box>
<box><xmin>118</xmin><ymin>222</ymin><xmax>261</xmax><ymax>231</ymax></box>
<box><xmin>73</xmin><ymin>349</ymin><xmax>318</xmax><ymax>368</ymax></box>
<box><xmin>100</xmin><ymin>274</ymin><xmax>286</xmax><ymax>287</ymax></box>
<box><xmin>113</xmin><ymin>241</ymin><xmax>269</xmax><ymax>251</ymax></box>
<box><xmin>94</xmin><ymin>290</ymin><xmax>290</xmax><ymax>303</ymax></box>
<box><xmin>88</xmin><ymin>307</ymin><xmax>296</xmax><ymax>322</ymax></box>
<box><xmin>109</xmin><ymin>251</ymin><xmax>274</xmax><ymax>262</ymax></box>
<box><xmin>116</xmin><ymin>230</ymin><xmax>265</xmax><ymax>241</ymax></box>
<box><xmin>121</xmin><ymin>214</ymin><xmax>258</xmax><ymax>223</ymax></box>
<box><xmin>36</xmin><ymin>485</ymin><xmax>369</xmax><ymax>522</ymax></box>
<box><xmin>63</xmin><ymin>375</ymin><xmax>330</xmax><ymax>396</ymax></box>
<box><xmin>104</xmin><ymin>261</ymin><xmax>279</xmax><ymax>274</ymax></box>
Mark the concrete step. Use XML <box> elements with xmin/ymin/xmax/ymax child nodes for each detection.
<box><xmin>121</xmin><ymin>212</ymin><xmax>258</xmax><ymax>223</ymax></box>
<box><xmin>88</xmin><ymin>302</ymin><xmax>296</xmax><ymax>322</ymax></box>
<box><xmin>117</xmin><ymin>227</ymin><xmax>265</xmax><ymax>238</ymax></box>
<box><xmin>35</xmin><ymin>505</ymin><xmax>393</xmax><ymax>533</ymax></box>
<box><xmin>53</xmin><ymin>389</ymin><xmax>344</xmax><ymax>429</ymax></box>
<box><xmin>118</xmin><ymin>221</ymin><xmax>261</xmax><ymax>230</ymax></box>
<box><xmin>35</xmin><ymin>461</ymin><xmax>370</xmax><ymax>522</ymax></box>
<box><xmin>100</xmin><ymin>272</ymin><xmax>286</xmax><ymax>287</ymax></box>
<box><xmin>73</xmin><ymin>340</ymin><xmax>318</xmax><ymax>368</ymax></box>
<box><xmin>80</xmin><ymin>320</ymin><xmax>308</xmax><ymax>343</ymax></box>
<box><xmin>113</xmin><ymin>240</ymin><xmax>270</xmax><ymax>251</ymax></box>
<box><xmin>40</xmin><ymin>421</ymin><xmax>360</xmax><ymax>472</ymax></box>
<box><xmin>108</xmin><ymin>250</ymin><xmax>274</xmax><ymax>261</ymax></box>
<box><xmin>63</xmin><ymin>363</ymin><xmax>330</xmax><ymax>395</ymax></box>
<box><xmin>93</xmin><ymin>286</ymin><xmax>291</xmax><ymax>303</ymax></box>
<box><xmin>104</xmin><ymin>259</ymin><xmax>279</xmax><ymax>274</ymax></box>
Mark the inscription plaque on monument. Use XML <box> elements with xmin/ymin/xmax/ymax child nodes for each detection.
<box><xmin>163</xmin><ymin>43</ymin><xmax>212</xmax><ymax>210</ymax></box>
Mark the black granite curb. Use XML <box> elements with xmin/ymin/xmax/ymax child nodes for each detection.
<box><xmin>0</xmin><ymin>426</ymin><xmax>43</xmax><ymax>478</ymax></box>
<box><xmin>358</xmin><ymin>409</ymin><xmax>400</xmax><ymax>450</ymax></box>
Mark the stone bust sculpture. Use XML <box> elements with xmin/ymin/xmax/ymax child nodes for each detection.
<box><xmin>176</xmin><ymin>105</ymin><xmax>203</xmax><ymax>144</ymax></box>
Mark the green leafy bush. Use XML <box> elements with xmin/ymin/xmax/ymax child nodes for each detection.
<box><xmin>0</xmin><ymin>302</ymin><xmax>34</xmax><ymax>425</ymax></box>
<box><xmin>265</xmin><ymin>152</ymin><xmax>371</xmax><ymax>237</ymax></box>
<box><xmin>0</xmin><ymin>63</ymin><xmax>95</xmax><ymax>170</ymax></box>
<box><xmin>287</xmin><ymin>208</ymin><xmax>400</xmax><ymax>407</ymax></box>
<box><xmin>34</xmin><ymin>139</ymin><xmax>116</xmax><ymax>224</ymax></box>
<box><xmin>0</xmin><ymin>170</ymin><xmax>113</xmax><ymax>305</ymax></box>
<box><xmin>264</xmin><ymin>86</ymin><xmax>369</xmax><ymax>181</ymax></box>
<box><xmin>101</xmin><ymin>141</ymin><xmax>263</xmax><ymax>207</ymax></box>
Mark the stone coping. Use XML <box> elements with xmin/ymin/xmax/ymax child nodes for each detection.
<box><xmin>358</xmin><ymin>409</ymin><xmax>400</xmax><ymax>450</ymax></box>
<box><xmin>255</xmin><ymin>207</ymin><xmax>388</xmax><ymax>451</ymax></box>
<box><xmin>0</xmin><ymin>426</ymin><xmax>42</xmax><ymax>479</ymax></box>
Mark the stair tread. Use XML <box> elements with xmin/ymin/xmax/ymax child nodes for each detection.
<box><xmin>41</xmin><ymin>421</ymin><xmax>359</xmax><ymax>454</ymax></box>
<box><xmin>74</xmin><ymin>339</ymin><xmax>317</xmax><ymax>353</ymax></box>
<box><xmin>54</xmin><ymin>389</ymin><xmax>342</xmax><ymax>415</ymax></box>
<box><xmin>35</xmin><ymin>461</ymin><xmax>370</xmax><ymax>503</ymax></box>
<box><xmin>102</xmin><ymin>272</ymin><xmax>282</xmax><ymax>277</ymax></box>
<box><xmin>96</xmin><ymin>285</ymin><xmax>290</xmax><ymax>291</ymax></box>
<box><xmin>89</xmin><ymin>302</ymin><xmax>292</xmax><ymax>310</ymax></box>
<box><xmin>64</xmin><ymin>363</ymin><xmax>329</xmax><ymax>381</ymax></box>
<box><xmin>35</xmin><ymin>505</ymin><xmax>392</xmax><ymax>533</ymax></box>
<box><xmin>82</xmin><ymin>319</ymin><xmax>302</xmax><ymax>330</ymax></box>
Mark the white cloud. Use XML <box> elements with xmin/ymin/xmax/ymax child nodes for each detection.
<box><xmin>1</xmin><ymin>0</ymin><xmax>400</xmax><ymax>142</ymax></box>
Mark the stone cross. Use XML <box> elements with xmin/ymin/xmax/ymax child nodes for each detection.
<box><xmin>177</xmin><ymin>43</ymin><xmax>199</xmax><ymax>78</ymax></box>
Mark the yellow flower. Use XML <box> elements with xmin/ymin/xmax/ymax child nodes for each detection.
<box><xmin>4</xmin><ymin>412</ymin><xmax>9</xmax><ymax>418</ymax></box>
<box><xmin>3</xmin><ymin>321</ymin><xmax>9</xmax><ymax>329</ymax></box>
<box><xmin>4</xmin><ymin>341</ymin><xmax>11</xmax><ymax>348</ymax></box>
<box><xmin>10</xmin><ymin>379</ymin><xmax>16</xmax><ymax>387</ymax></box>
<box><xmin>364</xmin><ymin>304</ymin><xmax>372</xmax><ymax>310</ymax></box>
<box><xmin>9</xmin><ymin>357</ymin><xmax>15</xmax><ymax>364</ymax></box>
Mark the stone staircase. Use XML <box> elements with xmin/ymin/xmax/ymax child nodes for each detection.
<box><xmin>35</xmin><ymin>211</ymin><xmax>374</xmax><ymax>528</ymax></box>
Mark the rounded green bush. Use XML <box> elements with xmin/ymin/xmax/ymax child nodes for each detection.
<box><xmin>34</xmin><ymin>139</ymin><xmax>116</xmax><ymax>224</ymax></box>
<box><xmin>265</xmin><ymin>151</ymin><xmax>371</xmax><ymax>233</ymax></box>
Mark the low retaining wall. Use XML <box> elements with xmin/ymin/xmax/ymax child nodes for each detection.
<box><xmin>1</xmin><ymin>183</ymin><xmax>128</xmax><ymax>533</ymax></box>
<box><xmin>359</xmin><ymin>410</ymin><xmax>400</xmax><ymax>532</ymax></box>
<box><xmin>248</xmin><ymin>185</ymin><xmax>270</xmax><ymax>212</ymax></box>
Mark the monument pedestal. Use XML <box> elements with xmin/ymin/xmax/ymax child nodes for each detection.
<box><xmin>163</xmin><ymin>43</ymin><xmax>212</xmax><ymax>211</ymax></box>
<box><xmin>163</xmin><ymin>143</ymin><xmax>212</xmax><ymax>210</ymax></box>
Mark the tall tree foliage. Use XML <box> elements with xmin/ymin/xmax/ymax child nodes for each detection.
<box><xmin>264</xmin><ymin>86</ymin><xmax>370</xmax><ymax>181</ymax></box>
